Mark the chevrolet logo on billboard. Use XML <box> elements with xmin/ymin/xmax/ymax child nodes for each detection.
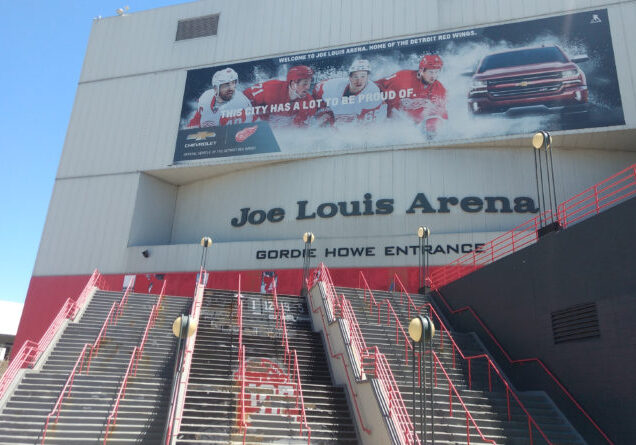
<box><xmin>187</xmin><ymin>131</ymin><xmax>216</xmax><ymax>141</ymax></box>
<box><xmin>517</xmin><ymin>81</ymin><xmax>529</xmax><ymax>87</ymax></box>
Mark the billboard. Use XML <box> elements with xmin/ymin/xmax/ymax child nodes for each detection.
<box><xmin>174</xmin><ymin>9</ymin><xmax>624</xmax><ymax>162</ymax></box>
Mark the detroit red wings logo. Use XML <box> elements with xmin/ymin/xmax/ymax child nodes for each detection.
<box><xmin>235</xmin><ymin>125</ymin><xmax>258</xmax><ymax>142</ymax></box>
<box><xmin>234</xmin><ymin>358</ymin><xmax>300</xmax><ymax>426</ymax></box>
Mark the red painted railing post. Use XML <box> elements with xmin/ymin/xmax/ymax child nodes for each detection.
<box><xmin>506</xmin><ymin>385</ymin><xmax>511</xmax><ymax>421</ymax></box>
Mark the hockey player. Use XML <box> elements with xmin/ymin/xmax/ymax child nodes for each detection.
<box><xmin>187</xmin><ymin>67</ymin><xmax>252</xmax><ymax>128</ymax></box>
<box><xmin>243</xmin><ymin>65</ymin><xmax>316</xmax><ymax>127</ymax></box>
<box><xmin>376</xmin><ymin>54</ymin><xmax>448</xmax><ymax>134</ymax></box>
<box><xmin>313</xmin><ymin>59</ymin><xmax>386</xmax><ymax>125</ymax></box>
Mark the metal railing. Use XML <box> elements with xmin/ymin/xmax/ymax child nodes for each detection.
<box><xmin>430</xmin><ymin>283</ymin><xmax>614</xmax><ymax>444</ymax></box>
<box><xmin>312</xmin><ymin>263</ymin><xmax>339</xmax><ymax>322</ymax></box>
<box><xmin>290</xmin><ymin>349</ymin><xmax>311</xmax><ymax>444</ymax></box>
<box><xmin>104</xmin><ymin>281</ymin><xmax>166</xmax><ymax>443</ymax></box>
<box><xmin>41</xmin><ymin>343</ymin><xmax>93</xmax><ymax>444</ymax></box>
<box><xmin>236</xmin><ymin>278</ymin><xmax>247</xmax><ymax>443</ymax></box>
<box><xmin>103</xmin><ymin>346</ymin><xmax>139</xmax><ymax>444</ymax></box>
<box><xmin>0</xmin><ymin>270</ymin><xmax>102</xmax><ymax>400</ymax></box>
<box><xmin>42</xmin><ymin>280</ymin><xmax>135</xmax><ymax>443</ymax></box>
<box><xmin>391</xmin><ymin>273</ymin><xmax>554</xmax><ymax>445</ymax></box>
<box><xmin>164</xmin><ymin>268</ymin><xmax>206</xmax><ymax>444</ymax></box>
<box><xmin>428</xmin><ymin>210</ymin><xmax>554</xmax><ymax>289</ymax></box>
<box><xmin>362</xmin><ymin>346</ymin><xmax>420</xmax><ymax>445</ymax></box>
<box><xmin>429</xmin><ymin>163</ymin><xmax>636</xmax><ymax>289</ymax></box>
<box><xmin>312</xmin><ymin>264</ymin><xmax>417</xmax><ymax>444</ymax></box>
<box><xmin>307</xmin><ymin>277</ymin><xmax>371</xmax><ymax>435</ymax></box>
<box><xmin>430</xmin><ymin>351</ymin><xmax>496</xmax><ymax>445</ymax></box>
<box><xmin>557</xmin><ymin>163</ymin><xmax>636</xmax><ymax>228</ymax></box>
<box><xmin>263</xmin><ymin>285</ymin><xmax>311</xmax><ymax>443</ymax></box>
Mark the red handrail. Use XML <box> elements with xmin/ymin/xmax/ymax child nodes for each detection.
<box><xmin>104</xmin><ymin>282</ymin><xmax>168</xmax><ymax>442</ymax></box>
<box><xmin>268</xmin><ymin>284</ymin><xmax>311</xmax><ymax>442</ymax></box>
<box><xmin>313</xmin><ymin>263</ymin><xmax>340</xmax><ymax>321</ymax></box>
<box><xmin>430</xmin><ymin>351</ymin><xmax>496</xmax><ymax>445</ymax></box>
<box><xmin>103</xmin><ymin>346</ymin><xmax>139</xmax><ymax>444</ymax></box>
<box><xmin>313</xmin><ymin>264</ymin><xmax>416</xmax><ymax>443</ymax></box>
<box><xmin>164</xmin><ymin>267</ymin><xmax>206</xmax><ymax>444</ymax></box>
<box><xmin>558</xmin><ymin>163</ymin><xmax>636</xmax><ymax>228</ymax></box>
<box><xmin>362</xmin><ymin>346</ymin><xmax>420</xmax><ymax>445</ymax></box>
<box><xmin>430</xmin><ymin>284</ymin><xmax>614</xmax><ymax>444</ymax></box>
<box><xmin>338</xmin><ymin>296</ymin><xmax>369</xmax><ymax>377</ymax></box>
<box><xmin>391</xmin><ymin>273</ymin><xmax>553</xmax><ymax>444</ymax></box>
<box><xmin>87</xmin><ymin>302</ymin><xmax>117</xmax><ymax>371</ymax></box>
<box><xmin>237</xmin><ymin>344</ymin><xmax>247</xmax><ymax>444</ymax></box>
<box><xmin>429</xmin><ymin>163</ymin><xmax>636</xmax><ymax>289</ymax></box>
<box><xmin>291</xmin><ymin>349</ymin><xmax>311</xmax><ymax>444</ymax></box>
<box><xmin>42</xmin><ymin>289</ymin><xmax>130</xmax><ymax>442</ymax></box>
<box><xmin>429</xmin><ymin>209</ymin><xmax>554</xmax><ymax>289</ymax></box>
<box><xmin>307</xmin><ymin>283</ymin><xmax>371</xmax><ymax>435</ymax></box>
<box><xmin>0</xmin><ymin>270</ymin><xmax>102</xmax><ymax>400</ymax></box>
<box><xmin>41</xmin><ymin>343</ymin><xmax>93</xmax><ymax>444</ymax></box>
<box><xmin>115</xmin><ymin>277</ymin><xmax>135</xmax><ymax>322</ymax></box>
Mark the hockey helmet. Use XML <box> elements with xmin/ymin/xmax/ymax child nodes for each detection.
<box><xmin>349</xmin><ymin>59</ymin><xmax>371</xmax><ymax>74</ymax></box>
<box><xmin>287</xmin><ymin>65</ymin><xmax>314</xmax><ymax>82</ymax></box>
<box><xmin>419</xmin><ymin>54</ymin><xmax>443</xmax><ymax>71</ymax></box>
<box><xmin>212</xmin><ymin>67</ymin><xmax>239</xmax><ymax>89</ymax></box>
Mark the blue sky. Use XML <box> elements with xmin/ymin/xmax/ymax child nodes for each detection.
<box><xmin>0</xmin><ymin>1</ymin><xmax>187</xmax><ymax>303</ymax></box>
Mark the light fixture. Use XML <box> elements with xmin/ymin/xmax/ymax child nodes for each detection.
<box><xmin>200</xmin><ymin>236</ymin><xmax>213</xmax><ymax>248</ymax></box>
<box><xmin>172</xmin><ymin>315</ymin><xmax>196</xmax><ymax>338</ymax></box>
<box><xmin>142</xmin><ymin>249</ymin><xmax>150</xmax><ymax>258</ymax></box>
<box><xmin>408</xmin><ymin>315</ymin><xmax>435</xmax><ymax>343</ymax></box>
<box><xmin>116</xmin><ymin>5</ymin><xmax>130</xmax><ymax>16</ymax></box>
<box><xmin>302</xmin><ymin>232</ymin><xmax>315</xmax><ymax>244</ymax></box>
<box><xmin>417</xmin><ymin>226</ymin><xmax>430</xmax><ymax>239</ymax></box>
<box><xmin>532</xmin><ymin>130</ymin><xmax>551</xmax><ymax>150</ymax></box>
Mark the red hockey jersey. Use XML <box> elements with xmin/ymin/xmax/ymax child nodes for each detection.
<box><xmin>243</xmin><ymin>80</ymin><xmax>316</xmax><ymax>127</ymax></box>
<box><xmin>376</xmin><ymin>70</ymin><xmax>447</xmax><ymax>132</ymax></box>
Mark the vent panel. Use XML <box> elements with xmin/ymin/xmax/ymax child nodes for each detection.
<box><xmin>551</xmin><ymin>302</ymin><xmax>600</xmax><ymax>344</ymax></box>
<box><xmin>176</xmin><ymin>14</ymin><xmax>219</xmax><ymax>41</ymax></box>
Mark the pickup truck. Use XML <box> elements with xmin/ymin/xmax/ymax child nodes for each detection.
<box><xmin>468</xmin><ymin>45</ymin><xmax>589</xmax><ymax>114</ymax></box>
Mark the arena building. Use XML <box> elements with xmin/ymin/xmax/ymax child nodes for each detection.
<box><xmin>14</xmin><ymin>0</ymin><xmax>636</xmax><ymax>424</ymax></box>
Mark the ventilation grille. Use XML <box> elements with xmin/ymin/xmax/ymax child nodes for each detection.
<box><xmin>176</xmin><ymin>14</ymin><xmax>219</xmax><ymax>41</ymax></box>
<box><xmin>551</xmin><ymin>302</ymin><xmax>600</xmax><ymax>344</ymax></box>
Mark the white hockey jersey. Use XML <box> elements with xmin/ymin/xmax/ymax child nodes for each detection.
<box><xmin>314</xmin><ymin>77</ymin><xmax>386</xmax><ymax>124</ymax></box>
<box><xmin>189</xmin><ymin>89</ymin><xmax>252</xmax><ymax>127</ymax></box>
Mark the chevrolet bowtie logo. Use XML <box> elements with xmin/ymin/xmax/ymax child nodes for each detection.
<box><xmin>187</xmin><ymin>131</ymin><xmax>216</xmax><ymax>141</ymax></box>
<box><xmin>517</xmin><ymin>81</ymin><xmax>529</xmax><ymax>87</ymax></box>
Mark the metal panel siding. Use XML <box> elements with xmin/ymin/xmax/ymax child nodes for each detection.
<box><xmin>58</xmin><ymin>71</ymin><xmax>186</xmax><ymax>178</ymax></box>
<box><xmin>34</xmin><ymin>174</ymin><xmax>139</xmax><ymax>275</ymax></box>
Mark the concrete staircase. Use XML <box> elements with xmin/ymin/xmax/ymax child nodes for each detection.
<box><xmin>0</xmin><ymin>289</ymin><xmax>191</xmax><ymax>445</ymax></box>
<box><xmin>175</xmin><ymin>288</ymin><xmax>358</xmax><ymax>444</ymax></box>
<box><xmin>337</xmin><ymin>286</ymin><xmax>585</xmax><ymax>445</ymax></box>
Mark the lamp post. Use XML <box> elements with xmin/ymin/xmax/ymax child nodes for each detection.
<box><xmin>197</xmin><ymin>236</ymin><xmax>212</xmax><ymax>288</ymax></box>
<box><xmin>164</xmin><ymin>314</ymin><xmax>197</xmax><ymax>444</ymax></box>
<box><xmin>417</xmin><ymin>226</ymin><xmax>431</xmax><ymax>294</ymax></box>
<box><xmin>301</xmin><ymin>232</ymin><xmax>315</xmax><ymax>296</ymax></box>
<box><xmin>532</xmin><ymin>131</ymin><xmax>560</xmax><ymax>236</ymax></box>
<box><xmin>409</xmin><ymin>314</ymin><xmax>435</xmax><ymax>444</ymax></box>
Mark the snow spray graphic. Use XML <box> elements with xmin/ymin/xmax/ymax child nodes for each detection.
<box><xmin>174</xmin><ymin>9</ymin><xmax>624</xmax><ymax>162</ymax></box>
